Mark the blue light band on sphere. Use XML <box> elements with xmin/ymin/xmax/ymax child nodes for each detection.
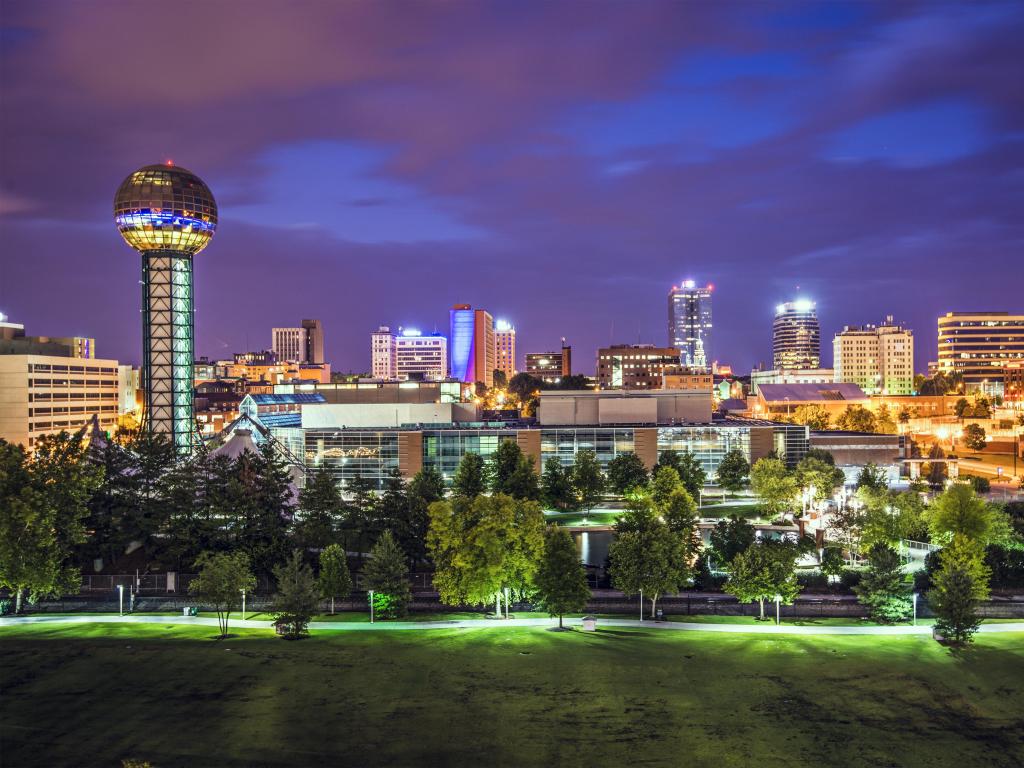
<box><xmin>115</xmin><ymin>211</ymin><xmax>217</xmax><ymax>234</ymax></box>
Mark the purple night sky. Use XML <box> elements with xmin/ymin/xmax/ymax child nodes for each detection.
<box><xmin>1</xmin><ymin>1</ymin><xmax>1022</xmax><ymax>375</ymax></box>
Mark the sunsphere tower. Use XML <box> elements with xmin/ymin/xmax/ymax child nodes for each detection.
<box><xmin>114</xmin><ymin>163</ymin><xmax>217</xmax><ymax>454</ymax></box>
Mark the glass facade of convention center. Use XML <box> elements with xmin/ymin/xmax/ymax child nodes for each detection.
<box><xmin>422</xmin><ymin>429</ymin><xmax>517</xmax><ymax>481</ymax></box>
<box><xmin>268</xmin><ymin>423</ymin><xmax>810</xmax><ymax>494</ymax></box>
<box><xmin>540</xmin><ymin>428</ymin><xmax>635</xmax><ymax>468</ymax></box>
<box><xmin>657</xmin><ymin>425</ymin><xmax>749</xmax><ymax>486</ymax></box>
<box><xmin>302</xmin><ymin>429</ymin><xmax>400</xmax><ymax>491</ymax></box>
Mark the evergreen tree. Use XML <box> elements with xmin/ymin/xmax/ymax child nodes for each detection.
<box><xmin>452</xmin><ymin>452</ymin><xmax>487</xmax><ymax>499</ymax></box>
<box><xmin>362</xmin><ymin>530</ymin><xmax>412</xmax><ymax>618</ymax></box>
<box><xmin>231</xmin><ymin>444</ymin><xmax>294</xmax><ymax>580</ymax></box>
<box><xmin>854</xmin><ymin>544</ymin><xmax>912</xmax><ymax>622</ymax></box>
<box><xmin>294</xmin><ymin>466</ymin><xmax>342</xmax><ymax>557</ymax></box>
<box><xmin>541</xmin><ymin>457</ymin><xmax>578</xmax><ymax>512</ymax></box>
<box><xmin>272</xmin><ymin>550</ymin><xmax>320</xmax><ymax>639</ymax></box>
<box><xmin>376</xmin><ymin>468</ymin><xmax>409</xmax><ymax>542</ymax></box>
<box><xmin>344</xmin><ymin>473</ymin><xmax>379</xmax><ymax>559</ymax></box>
<box><xmin>404</xmin><ymin>466</ymin><xmax>446</xmax><ymax>566</ymax></box>
<box><xmin>606</xmin><ymin>453</ymin><xmax>649</xmax><ymax>496</ymax></box>
<box><xmin>534</xmin><ymin>526</ymin><xmax>590</xmax><ymax>628</ymax></box>
<box><xmin>571</xmin><ymin>449</ymin><xmax>605</xmax><ymax>515</ymax></box>
<box><xmin>318</xmin><ymin>543</ymin><xmax>352</xmax><ymax>614</ymax></box>
<box><xmin>716</xmin><ymin>449</ymin><xmax>750</xmax><ymax>493</ymax></box>
<box><xmin>929</xmin><ymin>534</ymin><xmax>991</xmax><ymax>646</ymax></box>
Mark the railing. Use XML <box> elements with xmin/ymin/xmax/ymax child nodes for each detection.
<box><xmin>898</xmin><ymin>539</ymin><xmax>941</xmax><ymax>559</ymax></box>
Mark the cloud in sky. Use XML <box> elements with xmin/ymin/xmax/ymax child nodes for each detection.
<box><xmin>1</xmin><ymin>0</ymin><xmax>1022</xmax><ymax>374</ymax></box>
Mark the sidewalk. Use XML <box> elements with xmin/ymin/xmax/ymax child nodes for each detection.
<box><xmin>4</xmin><ymin>613</ymin><xmax>1024</xmax><ymax>635</ymax></box>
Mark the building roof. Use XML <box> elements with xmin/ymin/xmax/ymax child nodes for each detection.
<box><xmin>717</xmin><ymin>398</ymin><xmax>749</xmax><ymax>412</ymax></box>
<box><xmin>756</xmin><ymin>383</ymin><xmax>868</xmax><ymax>402</ymax></box>
<box><xmin>247</xmin><ymin>393</ymin><xmax>326</xmax><ymax>405</ymax></box>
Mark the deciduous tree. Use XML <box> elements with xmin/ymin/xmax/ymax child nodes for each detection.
<box><xmin>606</xmin><ymin>453</ymin><xmax>649</xmax><ymax>496</ymax></box>
<box><xmin>750</xmin><ymin>458</ymin><xmax>797</xmax><ymax>517</ymax></box>
<box><xmin>929</xmin><ymin>534</ymin><xmax>991</xmax><ymax>645</ymax></box>
<box><xmin>716</xmin><ymin>449</ymin><xmax>750</xmax><ymax>493</ymax></box>
<box><xmin>540</xmin><ymin>457</ymin><xmax>578</xmax><ymax>513</ymax></box>
<box><xmin>452</xmin><ymin>452</ymin><xmax>487</xmax><ymax>499</ymax></box>
<box><xmin>189</xmin><ymin>551</ymin><xmax>256</xmax><ymax>638</ymax></box>
<box><xmin>571</xmin><ymin>450</ymin><xmax>605</xmax><ymax>515</ymax></box>
<box><xmin>723</xmin><ymin>541</ymin><xmax>800</xmax><ymax>621</ymax></box>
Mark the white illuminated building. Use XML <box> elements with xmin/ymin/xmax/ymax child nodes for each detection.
<box><xmin>371</xmin><ymin>326</ymin><xmax>448</xmax><ymax>381</ymax></box>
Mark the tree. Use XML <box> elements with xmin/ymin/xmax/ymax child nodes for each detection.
<box><xmin>661</xmin><ymin>488</ymin><xmax>702</xmax><ymax>563</ymax></box>
<box><xmin>188</xmin><ymin>551</ymin><xmax>256</xmax><ymax>638</ymax></box>
<box><xmin>854</xmin><ymin>544</ymin><xmax>912</xmax><ymax>623</ymax></box>
<box><xmin>791</xmin><ymin>404</ymin><xmax>831</xmax><ymax>431</ymax></box>
<box><xmin>508</xmin><ymin>372</ymin><xmax>542</xmax><ymax>404</ymax></box>
<box><xmin>232</xmin><ymin>444</ymin><xmax>293</xmax><ymax>580</ymax></box>
<box><xmin>534</xmin><ymin>526</ymin><xmax>590</xmax><ymax>628</ymax></box>
<box><xmin>657</xmin><ymin>451</ymin><xmax>706</xmax><ymax>500</ymax></box>
<box><xmin>571</xmin><ymin>450</ymin><xmax>605</xmax><ymax>515</ymax></box>
<box><xmin>804</xmin><ymin>448</ymin><xmax>836</xmax><ymax>465</ymax></box>
<box><xmin>318</xmin><ymin>543</ymin><xmax>352</xmax><ymax>614</ymax></box>
<box><xmin>954</xmin><ymin>398</ymin><xmax>970</xmax><ymax>420</ymax></box>
<box><xmin>723</xmin><ymin>541</ymin><xmax>800</xmax><ymax>620</ymax></box>
<box><xmin>492</xmin><ymin>369</ymin><xmax>508</xmax><ymax>390</ymax></box>
<box><xmin>272</xmin><ymin>550</ymin><xmax>320</xmax><ymax>639</ymax></box>
<box><xmin>968</xmin><ymin>475</ymin><xmax>991</xmax><ymax>494</ymax></box>
<box><xmin>404</xmin><ymin>466</ymin><xmax>446</xmax><ymax>566</ymax></box>
<box><xmin>0</xmin><ymin>435</ymin><xmax>102</xmax><ymax>613</ymax></box>
<box><xmin>835</xmin><ymin>405</ymin><xmax>877</xmax><ymax>433</ymax></box>
<box><xmin>716</xmin><ymin>449</ymin><xmax>750</xmax><ymax>494</ymax></box>
<box><xmin>709</xmin><ymin>515</ymin><xmax>756</xmax><ymax>566</ymax></box>
<box><xmin>609</xmin><ymin>505</ymin><xmax>689</xmax><ymax>618</ymax></box>
<box><xmin>925</xmin><ymin>443</ymin><xmax>948</xmax><ymax>489</ymax></box>
<box><xmin>820</xmin><ymin>547</ymin><xmax>845</xmax><ymax>589</ymax></box>
<box><xmin>490</xmin><ymin>441</ymin><xmax>540</xmax><ymax>500</ymax></box>
<box><xmin>606</xmin><ymin>453</ymin><xmax>649</xmax><ymax>496</ymax></box>
<box><xmin>376</xmin><ymin>468</ymin><xmax>409</xmax><ymax>543</ymax></box>
<box><xmin>929</xmin><ymin>534</ymin><xmax>991</xmax><ymax>645</ymax></box>
<box><xmin>855</xmin><ymin>463</ymin><xmax>888</xmax><ymax>492</ymax></box>
<box><xmin>452</xmin><ymin>452</ymin><xmax>487</xmax><ymax>499</ymax></box>
<box><xmin>875</xmin><ymin>404</ymin><xmax>898</xmax><ymax>435</ymax></box>
<box><xmin>927</xmin><ymin>483</ymin><xmax>1011</xmax><ymax>546</ymax></box>
<box><xmin>972</xmin><ymin>397</ymin><xmax>992</xmax><ymax>419</ymax></box>
<box><xmin>362</xmin><ymin>530</ymin><xmax>412</xmax><ymax>618</ymax></box>
<box><xmin>294</xmin><ymin>467</ymin><xmax>342</xmax><ymax>557</ymax></box>
<box><xmin>749</xmin><ymin>458</ymin><xmax>797</xmax><ymax>517</ymax></box>
<box><xmin>859</xmin><ymin>489</ymin><xmax>928</xmax><ymax>551</ymax></box>
<box><xmin>962</xmin><ymin>423</ymin><xmax>987</xmax><ymax>452</ymax></box>
<box><xmin>427</xmin><ymin>494</ymin><xmax>545</xmax><ymax>614</ymax></box>
<box><xmin>650</xmin><ymin>466</ymin><xmax>683</xmax><ymax>508</ymax></box>
<box><xmin>540</xmin><ymin>457</ymin><xmax>578</xmax><ymax>513</ymax></box>
<box><xmin>794</xmin><ymin>456</ymin><xmax>845</xmax><ymax>505</ymax></box>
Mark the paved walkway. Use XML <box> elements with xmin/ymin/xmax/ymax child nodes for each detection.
<box><xmin>4</xmin><ymin>613</ymin><xmax>1024</xmax><ymax>635</ymax></box>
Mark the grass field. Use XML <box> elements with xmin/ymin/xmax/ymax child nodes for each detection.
<box><xmin>3</xmin><ymin>624</ymin><xmax>1024</xmax><ymax>767</ymax></box>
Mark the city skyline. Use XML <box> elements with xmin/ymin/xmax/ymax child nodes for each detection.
<box><xmin>2</xmin><ymin>1</ymin><xmax>1022</xmax><ymax>374</ymax></box>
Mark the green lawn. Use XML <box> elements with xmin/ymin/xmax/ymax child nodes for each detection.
<box><xmin>3</xmin><ymin>624</ymin><xmax>1024</xmax><ymax>767</ymax></box>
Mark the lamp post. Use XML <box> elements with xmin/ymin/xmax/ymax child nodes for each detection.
<box><xmin>241</xmin><ymin>588</ymin><xmax>246</xmax><ymax>621</ymax></box>
<box><xmin>912</xmin><ymin>592</ymin><xmax>919</xmax><ymax>626</ymax></box>
<box><xmin>369</xmin><ymin>589</ymin><xmax>375</xmax><ymax>624</ymax></box>
<box><xmin>774</xmin><ymin>594</ymin><xmax>781</xmax><ymax>626</ymax></box>
<box><xmin>639</xmin><ymin>589</ymin><xmax>643</xmax><ymax>622</ymax></box>
<box><xmin>117</xmin><ymin>584</ymin><xmax>124</xmax><ymax>617</ymax></box>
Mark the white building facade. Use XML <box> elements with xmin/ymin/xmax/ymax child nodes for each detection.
<box><xmin>833</xmin><ymin>317</ymin><xmax>914</xmax><ymax>395</ymax></box>
<box><xmin>272</xmin><ymin>327</ymin><xmax>308</xmax><ymax>363</ymax></box>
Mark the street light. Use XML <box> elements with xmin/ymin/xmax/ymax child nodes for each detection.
<box><xmin>369</xmin><ymin>589</ymin><xmax>375</xmax><ymax>624</ymax></box>
<box><xmin>241</xmin><ymin>588</ymin><xmax>246</xmax><ymax>620</ymax></box>
<box><xmin>912</xmin><ymin>592</ymin><xmax>919</xmax><ymax>626</ymax></box>
<box><xmin>117</xmin><ymin>584</ymin><xmax>124</xmax><ymax>617</ymax></box>
<box><xmin>774</xmin><ymin>594</ymin><xmax>782</xmax><ymax>625</ymax></box>
<box><xmin>639</xmin><ymin>588</ymin><xmax>643</xmax><ymax>622</ymax></box>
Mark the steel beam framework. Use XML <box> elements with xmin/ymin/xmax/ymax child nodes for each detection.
<box><xmin>141</xmin><ymin>251</ymin><xmax>195</xmax><ymax>454</ymax></box>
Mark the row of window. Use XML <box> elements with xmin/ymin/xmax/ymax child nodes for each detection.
<box><xmin>29</xmin><ymin>392</ymin><xmax>118</xmax><ymax>401</ymax></box>
<box><xmin>30</xmin><ymin>405</ymin><xmax>118</xmax><ymax>416</ymax></box>
<box><xmin>30</xmin><ymin>379</ymin><xmax>116</xmax><ymax>387</ymax></box>
<box><xmin>28</xmin><ymin>364</ymin><xmax>117</xmax><ymax>374</ymax></box>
